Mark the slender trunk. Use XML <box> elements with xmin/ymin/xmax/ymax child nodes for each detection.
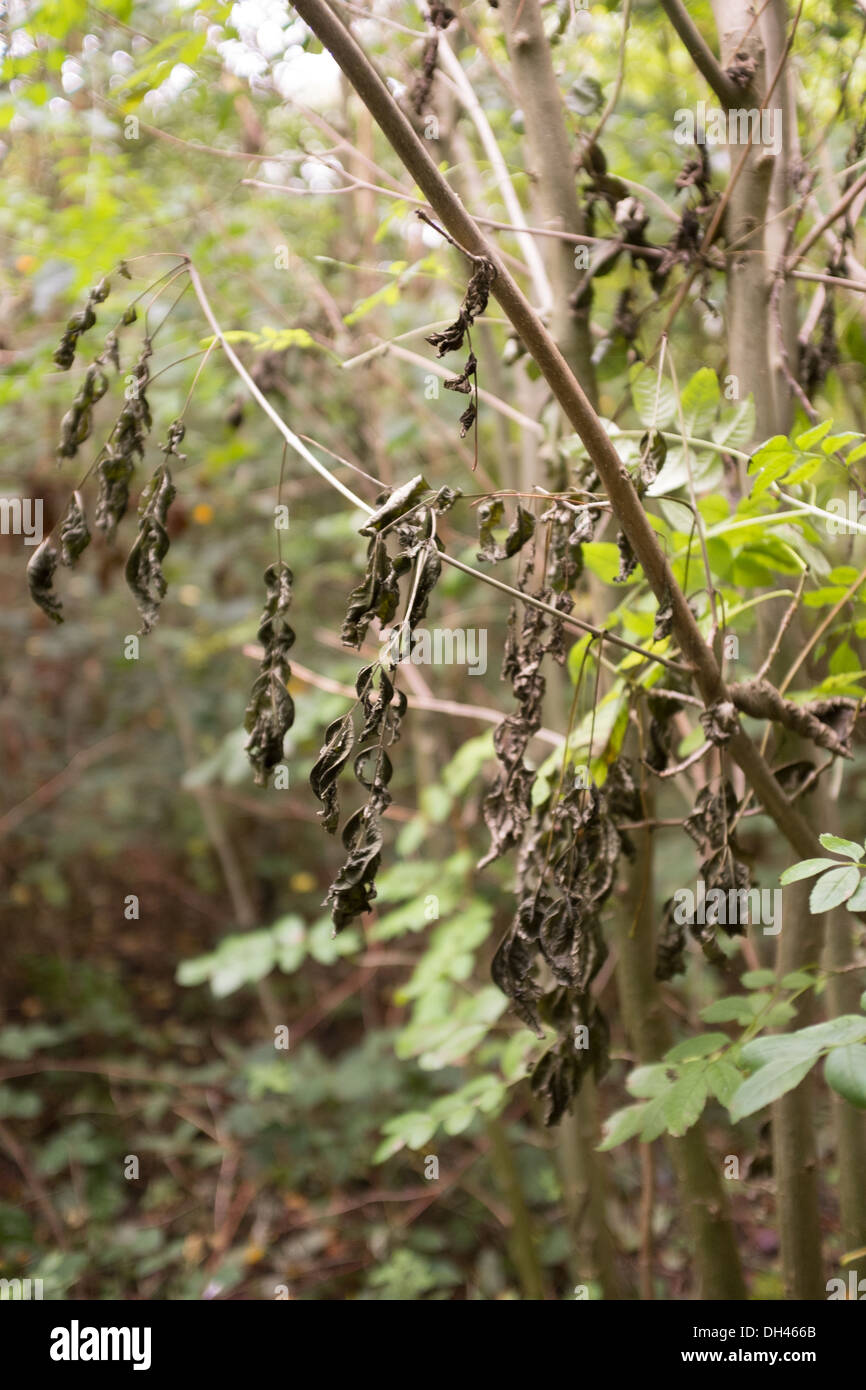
<box><xmin>498</xmin><ymin>0</ymin><xmax>598</xmax><ymax>404</ymax></box>
<box><xmin>771</xmin><ymin>882</ymin><xmax>825</xmax><ymax>1298</ymax></box>
<box><xmin>557</xmin><ymin>1081</ymin><xmax>631</xmax><ymax>1299</ymax></box>
<box><xmin>485</xmin><ymin>1115</ymin><xmax>547</xmax><ymax>1299</ymax></box>
<box><xmin>761</xmin><ymin>0</ymin><xmax>798</xmax><ymax>433</ymax></box>
<box><xmin>711</xmin><ymin>0</ymin><xmax>825</xmax><ymax>1298</ymax></box>
<box><xmin>710</xmin><ymin>0</ymin><xmax>776</xmax><ymax>441</ymax></box>
<box><xmin>616</xmin><ymin>781</ymin><xmax>747</xmax><ymax>1299</ymax></box>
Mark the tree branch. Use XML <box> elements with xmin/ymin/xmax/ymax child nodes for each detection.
<box><xmin>659</xmin><ymin>0</ymin><xmax>742</xmax><ymax>106</ymax></box>
<box><xmin>291</xmin><ymin>0</ymin><xmax>825</xmax><ymax>864</ymax></box>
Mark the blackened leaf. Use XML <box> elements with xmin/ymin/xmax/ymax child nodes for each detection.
<box><xmin>94</xmin><ymin>448</ymin><xmax>135</xmax><ymax>540</ymax></box>
<box><xmin>27</xmin><ymin>539</ymin><xmax>63</xmax><ymax>623</ymax></box>
<box><xmin>530</xmin><ymin>1042</ymin><xmax>583</xmax><ymax>1126</ymax></box>
<box><xmin>407</xmin><ymin>541</ymin><xmax>441</xmax><ymax>628</ymax></box>
<box><xmin>124</xmin><ymin>463</ymin><xmax>176</xmax><ymax>635</ymax></box>
<box><xmin>59</xmin><ymin>492</ymin><xmax>91</xmax><ymax>567</ymax></box>
<box><xmin>310</xmin><ymin>712</ymin><xmax>355</xmax><ymax>833</ymax></box>
<box><xmin>476</xmin><ymin>498</ymin><xmax>504</xmax><ymax>562</ymax></box>
<box><xmin>615</xmin><ymin>530</ymin><xmax>637</xmax><ymax>582</ymax></box>
<box><xmin>458</xmin><ymin>400</ymin><xmax>477</xmax><ymax>438</ymax></box>
<box><xmin>505</xmin><ymin>506</ymin><xmax>536</xmax><ymax>557</ymax></box>
<box><xmin>325</xmin><ymin>804</ymin><xmax>384</xmax><ymax>932</ymax></box>
<box><xmin>653</xmin><ymin>586</ymin><xmax>674</xmax><ymax>641</ymax></box>
<box><xmin>243</xmin><ymin>561</ymin><xmax>296</xmax><ymax>785</ymax></box>
<box><xmin>342</xmin><ymin>533</ymin><xmax>399</xmax><ymax>648</ymax></box>
<box><xmin>426</xmin><ymin>260</ymin><xmax>496</xmax><ymax>357</ymax></box>
<box><xmin>443</xmin><ymin>351</ymin><xmax>477</xmax><ymax>395</ymax></box>
<box><xmin>56</xmin><ymin>365</ymin><xmax>109</xmax><ymax>461</ymax></box>
<box><xmin>491</xmin><ymin>898</ymin><xmax>545</xmax><ymax>1035</ymax></box>
<box><xmin>699</xmin><ymin>699</ymin><xmax>738</xmax><ymax>746</ymax></box>
<box><xmin>432</xmin><ymin>484</ymin><xmax>462</xmax><ymax>513</ymax></box>
<box><xmin>360</xmin><ymin>475</ymin><xmax>429</xmax><ymax>536</ymax></box>
<box><xmin>656</xmin><ymin>897</ymin><xmax>687</xmax><ymax>980</ymax></box>
<box><xmin>638</xmin><ymin>428</ymin><xmax>666</xmax><ymax>488</ymax></box>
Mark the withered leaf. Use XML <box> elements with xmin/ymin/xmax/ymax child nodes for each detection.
<box><xmin>59</xmin><ymin>492</ymin><xmax>91</xmax><ymax>568</ymax></box>
<box><xmin>360</xmin><ymin>475</ymin><xmax>429</xmax><ymax>536</ymax></box>
<box><xmin>615</xmin><ymin>530</ymin><xmax>637</xmax><ymax>582</ymax></box>
<box><xmin>243</xmin><ymin>561</ymin><xmax>296</xmax><ymax>785</ymax></box>
<box><xmin>310</xmin><ymin>711</ymin><xmax>355</xmax><ymax>833</ymax></box>
<box><xmin>26</xmin><ymin>539</ymin><xmax>63</xmax><ymax>624</ymax></box>
<box><xmin>124</xmin><ymin>463</ymin><xmax>176</xmax><ymax>635</ymax></box>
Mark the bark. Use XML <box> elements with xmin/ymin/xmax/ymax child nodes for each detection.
<box><xmin>771</xmin><ymin>880</ymin><xmax>826</xmax><ymax>1299</ymax></box>
<box><xmin>615</xmin><ymin>806</ymin><xmax>748</xmax><ymax>1299</ymax></box>
<box><xmin>497</xmin><ymin>0</ymin><xmax>598</xmax><ymax>402</ymax></box>
<box><xmin>485</xmin><ymin>1114</ymin><xmax>546</xmax><ymax>1299</ymax></box>
<box><xmin>760</xmin><ymin>0</ymin><xmax>799</xmax><ymax>433</ymax></box>
<box><xmin>710</xmin><ymin>0</ymin><xmax>777</xmax><ymax>441</ymax></box>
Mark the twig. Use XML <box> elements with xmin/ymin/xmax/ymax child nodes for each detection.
<box><xmin>435</xmin><ymin>35</ymin><xmax>552</xmax><ymax>311</ymax></box>
<box><xmin>755</xmin><ymin>571</ymin><xmax>808</xmax><ymax>681</ymax></box>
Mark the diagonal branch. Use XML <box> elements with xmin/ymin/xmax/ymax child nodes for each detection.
<box><xmin>659</xmin><ymin>0</ymin><xmax>742</xmax><ymax>106</ymax></box>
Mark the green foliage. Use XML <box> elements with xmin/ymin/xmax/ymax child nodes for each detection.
<box><xmin>781</xmin><ymin>837</ymin><xmax>866</xmax><ymax>913</ymax></box>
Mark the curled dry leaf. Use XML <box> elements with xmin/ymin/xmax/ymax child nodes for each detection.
<box><xmin>244</xmin><ymin>561</ymin><xmax>296</xmax><ymax>786</ymax></box>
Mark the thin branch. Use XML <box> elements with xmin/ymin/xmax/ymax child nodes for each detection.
<box><xmin>755</xmin><ymin>570</ymin><xmax>808</xmax><ymax>681</ymax></box>
<box><xmin>188</xmin><ymin>260</ymin><xmax>683</xmax><ymax>671</ymax></box>
<box><xmin>786</xmin><ymin>169</ymin><xmax>866</xmax><ymax>272</ymax></box>
<box><xmin>658</xmin><ymin>0</ymin><xmax>742</xmax><ymax>106</ymax></box>
<box><xmin>435</xmin><ymin>36</ymin><xmax>553</xmax><ymax>311</ymax></box>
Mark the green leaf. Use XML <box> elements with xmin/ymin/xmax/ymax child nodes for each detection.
<box><xmin>500</xmin><ymin>1029</ymin><xmax>538</xmax><ymax>1082</ymax></box>
<box><xmin>748</xmin><ymin>436</ymin><xmax>795</xmax><ymax>474</ymax></box>
<box><xmin>664</xmin><ymin>1033</ymin><xmax>729</xmax><ymax>1063</ymax></box>
<box><xmin>729</xmin><ymin>1053</ymin><xmax>819</xmax><ymax>1121</ymax></box>
<box><xmin>794</xmin><ymin>1016</ymin><xmax>866</xmax><ymax>1049</ymax></box>
<box><xmin>824</xmin><ymin>1044</ymin><xmax>866</xmax><ymax>1109</ymax></box>
<box><xmin>780</xmin><ymin>970</ymin><xmax>815</xmax><ymax>990</ymax></box>
<box><xmin>739</xmin><ymin>1034</ymin><xmax>822</xmax><ymax>1071</ymax></box>
<box><xmin>598</xmin><ymin>1102</ymin><xmax>649</xmax><ymax>1150</ymax></box>
<box><xmin>712</xmin><ymin>396</ymin><xmax>755</xmax><ymax>452</ymax></box>
<box><xmin>822</xmin><ymin>432</ymin><xmax>862</xmax><ymax>454</ymax></box>
<box><xmin>705</xmin><ymin>1059</ymin><xmax>743</xmax><ymax>1107</ymax></box>
<box><xmin>680</xmin><ymin>367</ymin><xmax>720</xmax><ymax>437</ymax></box>
<box><xmin>396</xmin><ymin>1110</ymin><xmax>437</xmax><ymax>1149</ymax></box>
<box><xmin>661</xmin><ymin>1068</ymin><xmax>708</xmax><ymax>1136</ymax></box>
<box><xmin>699</xmin><ymin>997</ymin><xmax>755</xmax><ymax>1025</ymax></box>
<box><xmin>794</xmin><ymin>419</ymin><xmax>833</xmax><ymax>449</ymax></box>
<box><xmin>843</xmin><ymin>877</ymin><xmax>866</xmax><ymax>913</ymax></box>
<box><xmin>626</xmin><ymin>1063</ymin><xmax>670</xmax><ymax>1098</ymax></box>
<box><xmin>818</xmin><ymin>834</ymin><xmax>864</xmax><ymax>862</ymax></box>
<box><xmin>780</xmin><ymin>857</ymin><xmax>843</xmax><ymax>884</ymax></box>
<box><xmin>740</xmin><ymin>969</ymin><xmax>776</xmax><ymax>989</ymax></box>
<box><xmin>809</xmin><ymin>865</ymin><xmax>861</xmax><ymax>913</ymax></box>
<box><xmin>629</xmin><ymin>362</ymin><xmax>676</xmax><ymax>427</ymax></box>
